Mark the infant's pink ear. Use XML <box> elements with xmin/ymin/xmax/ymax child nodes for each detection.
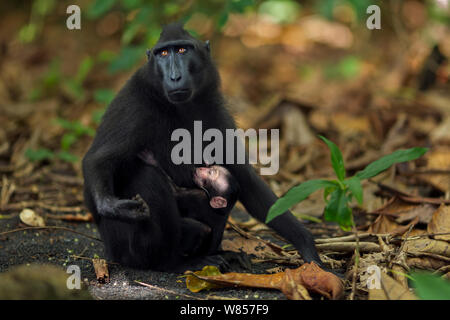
<box><xmin>210</xmin><ymin>196</ymin><xmax>227</xmax><ymax>209</ymax></box>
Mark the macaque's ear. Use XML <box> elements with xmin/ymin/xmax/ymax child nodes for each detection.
<box><xmin>146</xmin><ymin>49</ymin><xmax>152</xmax><ymax>60</ymax></box>
<box><xmin>210</xmin><ymin>196</ymin><xmax>227</xmax><ymax>209</ymax></box>
<box><xmin>205</xmin><ymin>40</ymin><xmax>210</xmax><ymax>53</ymax></box>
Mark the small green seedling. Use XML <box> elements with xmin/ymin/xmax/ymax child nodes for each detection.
<box><xmin>266</xmin><ymin>136</ymin><xmax>427</xmax><ymax>231</ymax></box>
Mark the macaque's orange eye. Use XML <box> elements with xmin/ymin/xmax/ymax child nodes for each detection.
<box><xmin>178</xmin><ymin>47</ymin><xmax>186</xmax><ymax>54</ymax></box>
<box><xmin>160</xmin><ymin>50</ymin><xmax>168</xmax><ymax>56</ymax></box>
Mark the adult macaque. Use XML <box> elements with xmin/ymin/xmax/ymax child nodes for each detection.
<box><xmin>82</xmin><ymin>23</ymin><xmax>322</xmax><ymax>271</ymax></box>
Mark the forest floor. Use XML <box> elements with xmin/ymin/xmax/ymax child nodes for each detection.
<box><xmin>0</xmin><ymin>4</ymin><xmax>449</xmax><ymax>300</ymax></box>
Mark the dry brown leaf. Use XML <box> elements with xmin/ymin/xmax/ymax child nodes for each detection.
<box><xmin>375</xmin><ymin>197</ymin><xmax>435</xmax><ymax>224</ymax></box>
<box><xmin>221</xmin><ymin>238</ymin><xmax>281</xmax><ymax>259</ymax></box>
<box><xmin>368</xmin><ymin>215</ymin><xmax>401</xmax><ymax>234</ymax></box>
<box><xmin>369</xmin><ymin>272</ymin><xmax>418</xmax><ymax>300</ymax></box>
<box><xmin>282</xmin><ymin>105</ymin><xmax>315</xmax><ymax>147</ymax></box>
<box><xmin>186</xmin><ymin>262</ymin><xmax>343</xmax><ymax>300</ymax></box>
<box><xmin>427</xmin><ymin>204</ymin><xmax>450</xmax><ymax>241</ymax></box>
<box><xmin>407</xmin><ymin>257</ymin><xmax>448</xmax><ymax>270</ymax></box>
<box><xmin>92</xmin><ymin>258</ymin><xmax>109</xmax><ymax>283</ymax></box>
<box><xmin>417</xmin><ymin>147</ymin><xmax>450</xmax><ymax>193</ymax></box>
<box><xmin>295</xmin><ymin>262</ymin><xmax>344</xmax><ymax>299</ymax></box>
<box><xmin>431</xmin><ymin>116</ymin><xmax>450</xmax><ymax>144</ymax></box>
<box><xmin>367</xmin><ymin>215</ymin><xmax>418</xmax><ymax>236</ymax></box>
<box><xmin>403</xmin><ymin>238</ymin><xmax>450</xmax><ymax>257</ymax></box>
<box><xmin>330</xmin><ymin>112</ymin><xmax>371</xmax><ymax>137</ymax></box>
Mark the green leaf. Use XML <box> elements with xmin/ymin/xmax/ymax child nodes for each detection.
<box><xmin>54</xmin><ymin>118</ymin><xmax>75</xmax><ymax>130</ymax></box>
<box><xmin>120</xmin><ymin>0</ymin><xmax>142</xmax><ymax>10</ymax></box>
<box><xmin>323</xmin><ymin>184</ymin><xmax>338</xmax><ymax>203</ymax></box>
<box><xmin>54</xmin><ymin>118</ymin><xmax>95</xmax><ymax>137</ymax></box>
<box><xmin>94</xmin><ymin>89</ymin><xmax>115</xmax><ymax>105</ymax></box>
<box><xmin>258</xmin><ymin>0</ymin><xmax>300</xmax><ymax>24</ymax></box>
<box><xmin>25</xmin><ymin>148</ymin><xmax>54</xmax><ymax>162</ymax></box>
<box><xmin>324</xmin><ymin>56</ymin><xmax>361</xmax><ymax>80</ymax></box>
<box><xmin>121</xmin><ymin>22</ymin><xmax>141</xmax><ymax>45</ymax></box>
<box><xmin>56</xmin><ymin>151</ymin><xmax>79</xmax><ymax>163</ymax></box>
<box><xmin>411</xmin><ymin>272</ymin><xmax>450</xmax><ymax>300</ymax></box>
<box><xmin>74</xmin><ymin>57</ymin><xmax>94</xmax><ymax>84</ymax></box>
<box><xmin>266</xmin><ymin>179</ymin><xmax>338</xmax><ymax>223</ymax></box>
<box><xmin>72</xmin><ymin>122</ymin><xmax>95</xmax><ymax>137</ymax></box>
<box><xmin>345</xmin><ymin>176</ymin><xmax>363</xmax><ymax>205</ymax></box>
<box><xmin>229</xmin><ymin>0</ymin><xmax>255</xmax><ymax>13</ymax></box>
<box><xmin>34</xmin><ymin>0</ymin><xmax>56</xmax><ymax>16</ymax></box>
<box><xmin>323</xmin><ymin>188</ymin><xmax>353</xmax><ymax>231</ymax></box>
<box><xmin>18</xmin><ymin>24</ymin><xmax>38</xmax><ymax>43</ymax></box>
<box><xmin>97</xmin><ymin>50</ymin><xmax>117</xmax><ymax>63</ymax></box>
<box><xmin>108</xmin><ymin>46</ymin><xmax>144</xmax><ymax>74</ymax></box>
<box><xmin>87</xmin><ymin>0</ymin><xmax>117</xmax><ymax>19</ymax></box>
<box><xmin>319</xmin><ymin>135</ymin><xmax>346</xmax><ymax>181</ymax></box>
<box><xmin>356</xmin><ymin>147</ymin><xmax>428</xmax><ymax>180</ymax></box>
<box><xmin>217</xmin><ymin>11</ymin><xmax>229</xmax><ymax>29</ymax></box>
<box><xmin>92</xmin><ymin>108</ymin><xmax>106</xmax><ymax>124</ymax></box>
<box><xmin>61</xmin><ymin>133</ymin><xmax>77</xmax><ymax>151</ymax></box>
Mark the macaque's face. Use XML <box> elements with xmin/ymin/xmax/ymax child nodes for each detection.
<box><xmin>193</xmin><ymin>166</ymin><xmax>229</xmax><ymax>193</ymax></box>
<box><xmin>193</xmin><ymin>166</ymin><xmax>230</xmax><ymax>209</ymax></box>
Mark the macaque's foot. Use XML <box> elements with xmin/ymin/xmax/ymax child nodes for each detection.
<box><xmin>217</xmin><ymin>251</ymin><xmax>252</xmax><ymax>271</ymax></box>
<box><xmin>172</xmin><ymin>251</ymin><xmax>252</xmax><ymax>273</ymax></box>
<box><xmin>170</xmin><ymin>255</ymin><xmax>231</xmax><ymax>273</ymax></box>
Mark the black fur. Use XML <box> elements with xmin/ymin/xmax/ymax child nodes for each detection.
<box><xmin>82</xmin><ymin>23</ymin><xmax>322</xmax><ymax>271</ymax></box>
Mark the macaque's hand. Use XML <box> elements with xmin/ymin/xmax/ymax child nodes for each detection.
<box><xmin>96</xmin><ymin>195</ymin><xmax>150</xmax><ymax>221</ymax></box>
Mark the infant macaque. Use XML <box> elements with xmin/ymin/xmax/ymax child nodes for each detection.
<box><xmin>139</xmin><ymin>151</ymin><xmax>239</xmax><ymax>256</ymax></box>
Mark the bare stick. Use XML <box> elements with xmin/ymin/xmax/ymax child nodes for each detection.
<box><xmin>0</xmin><ymin>226</ymin><xmax>101</xmax><ymax>242</ymax></box>
<box><xmin>134</xmin><ymin>280</ymin><xmax>204</xmax><ymax>300</ymax></box>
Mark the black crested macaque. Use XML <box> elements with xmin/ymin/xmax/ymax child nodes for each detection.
<box><xmin>82</xmin><ymin>22</ymin><xmax>323</xmax><ymax>271</ymax></box>
<box><xmin>139</xmin><ymin>150</ymin><xmax>239</xmax><ymax>257</ymax></box>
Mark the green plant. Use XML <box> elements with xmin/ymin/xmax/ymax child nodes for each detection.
<box><xmin>92</xmin><ymin>88</ymin><xmax>116</xmax><ymax>124</ymax></box>
<box><xmin>29</xmin><ymin>57</ymin><xmax>95</xmax><ymax>102</ymax></box>
<box><xmin>266</xmin><ymin>136</ymin><xmax>427</xmax><ymax>231</ymax></box>
<box><xmin>25</xmin><ymin>118</ymin><xmax>95</xmax><ymax>164</ymax></box>
<box><xmin>411</xmin><ymin>272</ymin><xmax>450</xmax><ymax>300</ymax></box>
<box><xmin>18</xmin><ymin>0</ymin><xmax>56</xmax><ymax>43</ymax></box>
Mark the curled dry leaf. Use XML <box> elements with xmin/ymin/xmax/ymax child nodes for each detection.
<box><xmin>368</xmin><ymin>214</ymin><xmax>419</xmax><ymax>237</ymax></box>
<box><xmin>295</xmin><ymin>262</ymin><xmax>344</xmax><ymax>299</ymax></box>
<box><xmin>19</xmin><ymin>208</ymin><xmax>45</xmax><ymax>227</ymax></box>
<box><xmin>427</xmin><ymin>205</ymin><xmax>450</xmax><ymax>241</ymax></box>
<box><xmin>374</xmin><ymin>197</ymin><xmax>435</xmax><ymax>224</ymax></box>
<box><xmin>185</xmin><ymin>262</ymin><xmax>343</xmax><ymax>300</ymax></box>
<box><xmin>92</xmin><ymin>258</ymin><xmax>109</xmax><ymax>283</ymax></box>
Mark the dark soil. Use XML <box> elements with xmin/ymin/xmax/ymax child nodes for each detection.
<box><xmin>0</xmin><ymin>209</ymin><xmax>288</xmax><ymax>300</ymax></box>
